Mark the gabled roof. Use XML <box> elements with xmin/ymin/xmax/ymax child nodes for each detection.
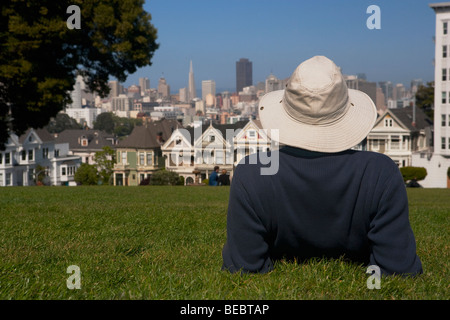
<box><xmin>54</xmin><ymin>129</ymin><xmax>116</xmax><ymax>150</ymax></box>
<box><xmin>19</xmin><ymin>128</ymin><xmax>55</xmax><ymax>144</ymax></box>
<box><xmin>389</xmin><ymin>106</ymin><xmax>433</xmax><ymax>131</ymax></box>
<box><xmin>183</xmin><ymin>121</ymin><xmax>248</xmax><ymax>145</ymax></box>
<box><xmin>117</xmin><ymin>119</ymin><xmax>183</xmax><ymax>149</ymax></box>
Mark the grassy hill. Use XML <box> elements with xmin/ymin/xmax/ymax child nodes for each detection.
<box><xmin>0</xmin><ymin>186</ymin><xmax>448</xmax><ymax>300</ymax></box>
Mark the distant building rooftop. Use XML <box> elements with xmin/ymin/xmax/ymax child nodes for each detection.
<box><xmin>430</xmin><ymin>2</ymin><xmax>450</xmax><ymax>10</ymax></box>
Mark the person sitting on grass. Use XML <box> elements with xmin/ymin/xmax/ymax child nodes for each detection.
<box><xmin>209</xmin><ymin>166</ymin><xmax>220</xmax><ymax>186</ymax></box>
<box><xmin>222</xmin><ymin>56</ymin><xmax>423</xmax><ymax>276</ymax></box>
<box><xmin>218</xmin><ymin>169</ymin><xmax>230</xmax><ymax>186</ymax></box>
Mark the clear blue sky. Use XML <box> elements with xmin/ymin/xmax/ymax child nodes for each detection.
<box><xmin>122</xmin><ymin>0</ymin><xmax>436</xmax><ymax>93</ymax></box>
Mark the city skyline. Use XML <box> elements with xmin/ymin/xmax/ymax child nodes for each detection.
<box><xmin>120</xmin><ymin>0</ymin><xmax>435</xmax><ymax>93</ymax></box>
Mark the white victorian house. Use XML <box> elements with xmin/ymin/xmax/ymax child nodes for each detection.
<box><xmin>161</xmin><ymin>120</ymin><xmax>271</xmax><ymax>184</ymax></box>
<box><xmin>367</xmin><ymin>106</ymin><xmax>432</xmax><ymax>167</ymax></box>
<box><xmin>0</xmin><ymin>128</ymin><xmax>81</xmax><ymax>186</ymax></box>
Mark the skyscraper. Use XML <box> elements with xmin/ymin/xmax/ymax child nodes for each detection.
<box><xmin>188</xmin><ymin>60</ymin><xmax>196</xmax><ymax>101</ymax></box>
<box><xmin>411</xmin><ymin>2</ymin><xmax>450</xmax><ymax>188</ymax></box>
<box><xmin>158</xmin><ymin>77</ymin><xmax>170</xmax><ymax>100</ymax></box>
<box><xmin>139</xmin><ymin>77</ymin><xmax>150</xmax><ymax>96</ymax></box>
<box><xmin>202</xmin><ymin>80</ymin><xmax>216</xmax><ymax>102</ymax></box>
<box><xmin>236</xmin><ymin>58</ymin><xmax>252</xmax><ymax>93</ymax></box>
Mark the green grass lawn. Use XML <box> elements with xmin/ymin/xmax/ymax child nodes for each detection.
<box><xmin>0</xmin><ymin>186</ymin><xmax>448</xmax><ymax>300</ymax></box>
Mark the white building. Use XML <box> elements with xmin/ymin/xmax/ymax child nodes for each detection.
<box><xmin>65</xmin><ymin>107</ymin><xmax>104</xmax><ymax>128</ymax></box>
<box><xmin>111</xmin><ymin>94</ymin><xmax>134</xmax><ymax>113</ymax></box>
<box><xmin>202</xmin><ymin>80</ymin><xmax>216</xmax><ymax>105</ymax></box>
<box><xmin>0</xmin><ymin>129</ymin><xmax>81</xmax><ymax>186</ymax></box>
<box><xmin>411</xmin><ymin>2</ymin><xmax>450</xmax><ymax>188</ymax></box>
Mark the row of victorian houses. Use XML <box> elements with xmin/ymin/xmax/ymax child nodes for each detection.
<box><xmin>0</xmin><ymin>105</ymin><xmax>435</xmax><ymax>187</ymax></box>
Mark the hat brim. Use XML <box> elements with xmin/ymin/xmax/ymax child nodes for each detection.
<box><xmin>258</xmin><ymin>89</ymin><xmax>377</xmax><ymax>153</ymax></box>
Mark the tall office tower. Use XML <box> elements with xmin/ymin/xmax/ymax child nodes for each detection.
<box><xmin>265</xmin><ymin>73</ymin><xmax>284</xmax><ymax>93</ymax></box>
<box><xmin>411</xmin><ymin>3</ymin><xmax>450</xmax><ymax>188</ymax></box>
<box><xmin>188</xmin><ymin>60</ymin><xmax>196</xmax><ymax>101</ymax></box>
<box><xmin>236</xmin><ymin>58</ymin><xmax>252</xmax><ymax>93</ymax></box>
<box><xmin>431</xmin><ymin>3</ymin><xmax>450</xmax><ymax>158</ymax></box>
<box><xmin>158</xmin><ymin>77</ymin><xmax>170</xmax><ymax>100</ymax></box>
<box><xmin>139</xmin><ymin>77</ymin><xmax>150</xmax><ymax>95</ymax></box>
<box><xmin>202</xmin><ymin>80</ymin><xmax>216</xmax><ymax>103</ymax></box>
<box><xmin>410</xmin><ymin>79</ymin><xmax>423</xmax><ymax>95</ymax></box>
<box><xmin>179</xmin><ymin>87</ymin><xmax>187</xmax><ymax>103</ymax></box>
<box><xmin>109</xmin><ymin>80</ymin><xmax>122</xmax><ymax>98</ymax></box>
<box><xmin>378</xmin><ymin>81</ymin><xmax>393</xmax><ymax>106</ymax></box>
<box><xmin>68</xmin><ymin>75</ymin><xmax>82</xmax><ymax>109</ymax></box>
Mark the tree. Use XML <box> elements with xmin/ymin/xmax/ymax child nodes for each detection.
<box><xmin>93</xmin><ymin>112</ymin><xmax>142</xmax><ymax>137</ymax></box>
<box><xmin>93</xmin><ymin>112</ymin><xmax>115</xmax><ymax>134</ymax></box>
<box><xmin>93</xmin><ymin>146</ymin><xmax>115</xmax><ymax>185</ymax></box>
<box><xmin>74</xmin><ymin>163</ymin><xmax>99</xmax><ymax>185</ymax></box>
<box><xmin>0</xmin><ymin>0</ymin><xmax>159</xmax><ymax>149</ymax></box>
<box><xmin>415</xmin><ymin>82</ymin><xmax>434</xmax><ymax>121</ymax></box>
<box><xmin>45</xmin><ymin>113</ymin><xmax>82</xmax><ymax>133</ymax></box>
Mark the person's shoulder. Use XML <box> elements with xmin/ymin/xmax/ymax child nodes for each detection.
<box><xmin>234</xmin><ymin>152</ymin><xmax>270</xmax><ymax>178</ymax></box>
<box><xmin>351</xmin><ymin>151</ymin><xmax>401</xmax><ymax>182</ymax></box>
<box><xmin>352</xmin><ymin>150</ymin><xmax>397</xmax><ymax>167</ymax></box>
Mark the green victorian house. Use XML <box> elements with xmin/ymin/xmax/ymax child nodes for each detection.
<box><xmin>113</xmin><ymin>119</ymin><xmax>183</xmax><ymax>186</ymax></box>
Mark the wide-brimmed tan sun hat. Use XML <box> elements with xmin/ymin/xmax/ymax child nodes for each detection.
<box><xmin>258</xmin><ymin>56</ymin><xmax>377</xmax><ymax>153</ymax></box>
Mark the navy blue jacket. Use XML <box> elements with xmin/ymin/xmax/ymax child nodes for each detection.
<box><xmin>222</xmin><ymin>147</ymin><xmax>422</xmax><ymax>276</ymax></box>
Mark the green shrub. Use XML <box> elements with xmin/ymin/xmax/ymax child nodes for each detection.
<box><xmin>74</xmin><ymin>163</ymin><xmax>100</xmax><ymax>185</ymax></box>
<box><xmin>149</xmin><ymin>169</ymin><xmax>180</xmax><ymax>186</ymax></box>
<box><xmin>400</xmin><ymin>166</ymin><xmax>427</xmax><ymax>182</ymax></box>
<box><xmin>202</xmin><ymin>179</ymin><xmax>209</xmax><ymax>185</ymax></box>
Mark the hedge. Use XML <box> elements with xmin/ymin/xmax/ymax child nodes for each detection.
<box><xmin>399</xmin><ymin>166</ymin><xmax>427</xmax><ymax>182</ymax></box>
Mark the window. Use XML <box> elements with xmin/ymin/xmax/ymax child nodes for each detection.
<box><xmin>443</xmin><ymin>69</ymin><xmax>447</xmax><ymax>81</ymax></box>
<box><xmin>5</xmin><ymin>152</ymin><xmax>10</xmax><ymax>164</ymax></box>
<box><xmin>5</xmin><ymin>173</ymin><xmax>11</xmax><ymax>186</ymax></box>
<box><xmin>443</xmin><ymin>115</ymin><xmax>447</xmax><ymax>127</ymax></box>
<box><xmin>448</xmin><ymin>137</ymin><xmax>450</xmax><ymax>150</ymax></box>
<box><xmin>444</xmin><ymin>45</ymin><xmax>448</xmax><ymax>58</ymax></box>
<box><xmin>372</xmin><ymin>139</ymin><xmax>379</xmax><ymax>150</ymax></box>
<box><xmin>249</xmin><ymin>130</ymin><xmax>256</xmax><ymax>139</ymax></box>
<box><xmin>147</xmin><ymin>152</ymin><xmax>153</xmax><ymax>166</ymax></box>
<box><xmin>21</xmin><ymin>150</ymin><xmax>26</xmax><ymax>161</ymax></box>
<box><xmin>139</xmin><ymin>153</ymin><xmax>145</xmax><ymax>165</ymax></box>
<box><xmin>448</xmin><ymin>114</ymin><xmax>450</xmax><ymax>126</ymax></box>
<box><xmin>0</xmin><ymin>153</ymin><xmax>2</xmax><ymax>164</ymax></box>
<box><xmin>54</xmin><ymin>149</ymin><xmax>60</xmax><ymax>157</ymax></box>
<box><xmin>28</xmin><ymin>149</ymin><xmax>33</xmax><ymax>161</ymax></box>
<box><xmin>210</xmin><ymin>135</ymin><xmax>215</xmax><ymax>142</ymax></box>
<box><xmin>62</xmin><ymin>167</ymin><xmax>66</xmax><ymax>176</ymax></box>
<box><xmin>122</xmin><ymin>152</ymin><xmax>127</xmax><ymax>164</ymax></box>
<box><xmin>384</xmin><ymin>118</ymin><xmax>393</xmax><ymax>127</ymax></box>
<box><xmin>442</xmin><ymin>137</ymin><xmax>446</xmax><ymax>150</ymax></box>
<box><xmin>391</xmin><ymin>136</ymin><xmax>400</xmax><ymax>149</ymax></box>
<box><xmin>42</xmin><ymin>148</ymin><xmax>49</xmax><ymax>159</ymax></box>
<box><xmin>443</xmin><ymin>92</ymin><xmax>447</xmax><ymax>104</ymax></box>
<box><xmin>444</xmin><ymin>22</ymin><xmax>448</xmax><ymax>35</ymax></box>
<box><xmin>0</xmin><ymin>173</ymin><xmax>2</xmax><ymax>186</ymax></box>
<box><xmin>216</xmin><ymin>150</ymin><xmax>224</xmax><ymax>165</ymax></box>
